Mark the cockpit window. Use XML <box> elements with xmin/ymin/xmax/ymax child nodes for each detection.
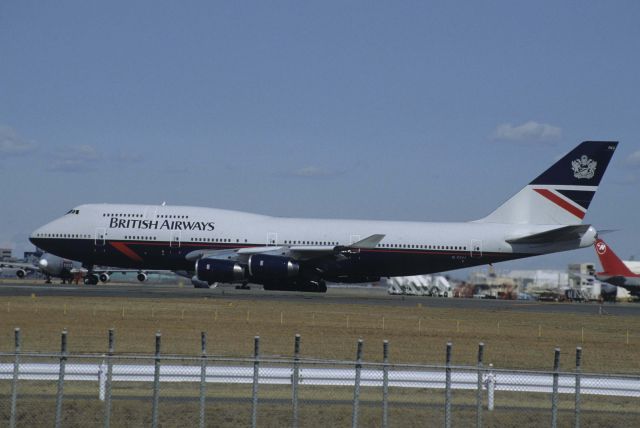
<box><xmin>65</xmin><ymin>209</ymin><xmax>80</xmax><ymax>215</ymax></box>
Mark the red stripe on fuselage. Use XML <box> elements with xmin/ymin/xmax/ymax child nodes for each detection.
<box><xmin>110</xmin><ymin>242</ymin><xmax>144</xmax><ymax>262</ymax></box>
<box><xmin>533</xmin><ymin>189</ymin><xmax>585</xmax><ymax>219</ymax></box>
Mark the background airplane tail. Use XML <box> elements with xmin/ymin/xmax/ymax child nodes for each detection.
<box><xmin>594</xmin><ymin>239</ymin><xmax>635</xmax><ymax>276</ymax></box>
<box><xmin>475</xmin><ymin>141</ymin><xmax>618</xmax><ymax>225</ymax></box>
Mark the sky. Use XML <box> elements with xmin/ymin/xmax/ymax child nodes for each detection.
<box><xmin>1</xmin><ymin>1</ymin><xmax>639</xmax><ymax>277</ymax></box>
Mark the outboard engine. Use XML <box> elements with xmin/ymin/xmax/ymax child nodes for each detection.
<box><xmin>16</xmin><ymin>269</ymin><xmax>26</xmax><ymax>279</ymax></box>
<box><xmin>99</xmin><ymin>273</ymin><xmax>111</xmax><ymax>283</ymax></box>
<box><xmin>196</xmin><ymin>258</ymin><xmax>245</xmax><ymax>284</ymax></box>
<box><xmin>137</xmin><ymin>272</ymin><xmax>148</xmax><ymax>282</ymax></box>
<box><xmin>248</xmin><ymin>254</ymin><xmax>299</xmax><ymax>281</ymax></box>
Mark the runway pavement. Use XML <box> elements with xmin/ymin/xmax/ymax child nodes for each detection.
<box><xmin>1</xmin><ymin>280</ymin><xmax>638</xmax><ymax>316</ymax></box>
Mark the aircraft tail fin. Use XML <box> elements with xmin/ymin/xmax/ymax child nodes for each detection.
<box><xmin>475</xmin><ymin>141</ymin><xmax>618</xmax><ymax>225</ymax></box>
<box><xmin>595</xmin><ymin>239</ymin><xmax>636</xmax><ymax>276</ymax></box>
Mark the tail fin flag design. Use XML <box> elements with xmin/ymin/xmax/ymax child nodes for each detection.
<box><xmin>476</xmin><ymin>141</ymin><xmax>618</xmax><ymax>225</ymax></box>
<box><xmin>594</xmin><ymin>239</ymin><xmax>636</xmax><ymax>276</ymax></box>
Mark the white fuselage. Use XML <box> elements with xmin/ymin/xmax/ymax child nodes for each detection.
<box><xmin>30</xmin><ymin>203</ymin><xmax>597</xmax><ymax>280</ymax></box>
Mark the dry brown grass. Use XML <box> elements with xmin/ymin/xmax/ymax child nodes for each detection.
<box><xmin>0</xmin><ymin>295</ymin><xmax>639</xmax><ymax>373</ymax></box>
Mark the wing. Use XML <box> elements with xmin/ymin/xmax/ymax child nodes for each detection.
<box><xmin>185</xmin><ymin>234</ymin><xmax>386</xmax><ymax>262</ymax></box>
<box><xmin>0</xmin><ymin>261</ymin><xmax>38</xmax><ymax>272</ymax></box>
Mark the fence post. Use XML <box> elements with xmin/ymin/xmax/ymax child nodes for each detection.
<box><xmin>445</xmin><ymin>342</ymin><xmax>452</xmax><ymax>428</ymax></box>
<box><xmin>54</xmin><ymin>329</ymin><xmax>68</xmax><ymax>428</ymax></box>
<box><xmin>486</xmin><ymin>364</ymin><xmax>495</xmax><ymax>411</ymax></box>
<box><xmin>9</xmin><ymin>328</ymin><xmax>20</xmax><ymax>428</ymax></box>
<box><xmin>476</xmin><ymin>342</ymin><xmax>484</xmax><ymax>428</ymax></box>
<box><xmin>99</xmin><ymin>361</ymin><xmax>106</xmax><ymax>401</ymax></box>
<box><xmin>152</xmin><ymin>332</ymin><xmax>161</xmax><ymax>428</ymax></box>
<box><xmin>382</xmin><ymin>340</ymin><xmax>389</xmax><ymax>428</ymax></box>
<box><xmin>292</xmin><ymin>334</ymin><xmax>301</xmax><ymax>428</ymax></box>
<box><xmin>103</xmin><ymin>328</ymin><xmax>114</xmax><ymax>428</ymax></box>
<box><xmin>352</xmin><ymin>339</ymin><xmax>363</xmax><ymax>428</ymax></box>
<box><xmin>574</xmin><ymin>347</ymin><xmax>582</xmax><ymax>428</ymax></box>
<box><xmin>551</xmin><ymin>348</ymin><xmax>560</xmax><ymax>428</ymax></box>
<box><xmin>199</xmin><ymin>332</ymin><xmax>207</xmax><ymax>428</ymax></box>
<box><xmin>251</xmin><ymin>336</ymin><xmax>260</xmax><ymax>428</ymax></box>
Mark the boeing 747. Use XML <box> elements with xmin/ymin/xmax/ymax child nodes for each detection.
<box><xmin>30</xmin><ymin>141</ymin><xmax>618</xmax><ymax>291</ymax></box>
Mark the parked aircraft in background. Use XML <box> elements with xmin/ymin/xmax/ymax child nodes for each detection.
<box><xmin>30</xmin><ymin>141</ymin><xmax>617</xmax><ymax>292</ymax></box>
<box><xmin>594</xmin><ymin>239</ymin><xmax>640</xmax><ymax>296</ymax></box>
<box><xmin>0</xmin><ymin>253</ymin><xmax>154</xmax><ymax>284</ymax></box>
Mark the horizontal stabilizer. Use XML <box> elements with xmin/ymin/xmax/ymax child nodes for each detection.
<box><xmin>506</xmin><ymin>225</ymin><xmax>592</xmax><ymax>244</ymax></box>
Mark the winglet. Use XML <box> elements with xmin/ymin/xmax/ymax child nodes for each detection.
<box><xmin>349</xmin><ymin>234</ymin><xmax>385</xmax><ymax>249</ymax></box>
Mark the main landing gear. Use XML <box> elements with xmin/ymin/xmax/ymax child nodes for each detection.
<box><xmin>82</xmin><ymin>264</ymin><xmax>99</xmax><ymax>285</ymax></box>
<box><xmin>83</xmin><ymin>274</ymin><xmax>99</xmax><ymax>285</ymax></box>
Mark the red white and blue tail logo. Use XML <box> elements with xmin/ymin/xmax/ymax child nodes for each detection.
<box><xmin>476</xmin><ymin>142</ymin><xmax>617</xmax><ymax>225</ymax></box>
<box><xmin>532</xmin><ymin>186</ymin><xmax>596</xmax><ymax>220</ymax></box>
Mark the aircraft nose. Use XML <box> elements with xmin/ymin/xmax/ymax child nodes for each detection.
<box><xmin>29</xmin><ymin>230</ymin><xmax>39</xmax><ymax>246</ymax></box>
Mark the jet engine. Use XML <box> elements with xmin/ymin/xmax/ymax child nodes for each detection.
<box><xmin>196</xmin><ymin>258</ymin><xmax>245</xmax><ymax>284</ymax></box>
<box><xmin>248</xmin><ymin>254</ymin><xmax>299</xmax><ymax>281</ymax></box>
<box><xmin>137</xmin><ymin>272</ymin><xmax>148</xmax><ymax>282</ymax></box>
<box><xmin>99</xmin><ymin>273</ymin><xmax>111</xmax><ymax>283</ymax></box>
<box><xmin>16</xmin><ymin>269</ymin><xmax>26</xmax><ymax>279</ymax></box>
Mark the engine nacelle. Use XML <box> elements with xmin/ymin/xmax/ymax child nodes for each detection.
<box><xmin>137</xmin><ymin>272</ymin><xmax>148</xmax><ymax>282</ymax></box>
<box><xmin>248</xmin><ymin>254</ymin><xmax>299</xmax><ymax>281</ymax></box>
<box><xmin>99</xmin><ymin>273</ymin><xmax>111</xmax><ymax>283</ymax></box>
<box><xmin>196</xmin><ymin>258</ymin><xmax>245</xmax><ymax>284</ymax></box>
<box><xmin>16</xmin><ymin>269</ymin><xmax>26</xmax><ymax>279</ymax></box>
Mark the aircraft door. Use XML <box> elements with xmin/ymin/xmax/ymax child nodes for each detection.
<box><xmin>95</xmin><ymin>228</ymin><xmax>106</xmax><ymax>246</ymax></box>
<box><xmin>471</xmin><ymin>240</ymin><xmax>482</xmax><ymax>258</ymax></box>
<box><xmin>267</xmin><ymin>232</ymin><xmax>278</xmax><ymax>246</ymax></box>
<box><xmin>170</xmin><ymin>231</ymin><xmax>181</xmax><ymax>248</ymax></box>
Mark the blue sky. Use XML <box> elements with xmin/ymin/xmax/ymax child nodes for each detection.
<box><xmin>1</xmin><ymin>1</ymin><xmax>639</xmax><ymax>275</ymax></box>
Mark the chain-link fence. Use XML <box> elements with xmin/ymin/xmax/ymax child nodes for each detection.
<box><xmin>1</xmin><ymin>329</ymin><xmax>639</xmax><ymax>427</ymax></box>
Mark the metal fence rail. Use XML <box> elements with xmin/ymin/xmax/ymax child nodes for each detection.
<box><xmin>3</xmin><ymin>362</ymin><xmax>640</xmax><ymax>396</ymax></box>
<box><xmin>1</xmin><ymin>328</ymin><xmax>639</xmax><ymax>427</ymax></box>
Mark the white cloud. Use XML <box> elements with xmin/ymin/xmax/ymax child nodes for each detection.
<box><xmin>626</xmin><ymin>150</ymin><xmax>640</xmax><ymax>168</ymax></box>
<box><xmin>492</xmin><ymin>121</ymin><xmax>562</xmax><ymax>143</ymax></box>
<box><xmin>113</xmin><ymin>152</ymin><xmax>144</xmax><ymax>163</ymax></box>
<box><xmin>49</xmin><ymin>144</ymin><xmax>103</xmax><ymax>172</ymax></box>
<box><xmin>47</xmin><ymin>145</ymin><xmax>145</xmax><ymax>172</ymax></box>
<box><xmin>289</xmin><ymin>166</ymin><xmax>337</xmax><ymax>178</ymax></box>
<box><xmin>0</xmin><ymin>125</ymin><xmax>37</xmax><ymax>155</ymax></box>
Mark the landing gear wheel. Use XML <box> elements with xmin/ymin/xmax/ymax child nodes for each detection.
<box><xmin>84</xmin><ymin>274</ymin><xmax>99</xmax><ymax>285</ymax></box>
<box><xmin>235</xmin><ymin>282</ymin><xmax>250</xmax><ymax>290</ymax></box>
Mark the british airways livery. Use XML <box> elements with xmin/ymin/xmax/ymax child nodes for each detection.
<box><xmin>30</xmin><ymin>141</ymin><xmax>617</xmax><ymax>292</ymax></box>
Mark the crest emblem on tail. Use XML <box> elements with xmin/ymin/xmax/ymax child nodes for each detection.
<box><xmin>572</xmin><ymin>155</ymin><xmax>597</xmax><ymax>179</ymax></box>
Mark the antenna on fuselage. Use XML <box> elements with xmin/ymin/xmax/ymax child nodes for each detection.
<box><xmin>161</xmin><ymin>201</ymin><xmax>166</xmax><ymax>206</ymax></box>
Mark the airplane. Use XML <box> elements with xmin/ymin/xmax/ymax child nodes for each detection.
<box><xmin>29</xmin><ymin>141</ymin><xmax>618</xmax><ymax>292</ymax></box>
<box><xmin>594</xmin><ymin>238</ymin><xmax>640</xmax><ymax>295</ymax></box>
<box><xmin>0</xmin><ymin>253</ymin><xmax>155</xmax><ymax>284</ymax></box>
